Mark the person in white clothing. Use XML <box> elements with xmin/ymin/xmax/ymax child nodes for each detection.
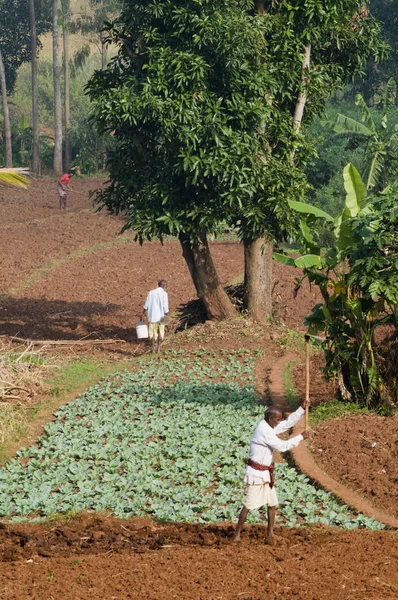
<box><xmin>233</xmin><ymin>401</ymin><xmax>310</xmax><ymax>544</ymax></box>
<box><xmin>141</xmin><ymin>280</ymin><xmax>169</xmax><ymax>353</ymax></box>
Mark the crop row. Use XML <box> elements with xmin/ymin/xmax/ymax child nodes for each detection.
<box><xmin>0</xmin><ymin>350</ymin><xmax>382</xmax><ymax>529</ymax></box>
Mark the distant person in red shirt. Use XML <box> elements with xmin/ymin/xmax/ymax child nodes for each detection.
<box><xmin>57</xmin><ymin>171</ymin><xmax>73</xmax><ymax>209</ymax></box>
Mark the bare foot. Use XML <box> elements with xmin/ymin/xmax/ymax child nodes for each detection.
<box><xmin>264</xmin><ymin>533</ymin><xmax>278</xmax><ymax>545</ymax></box>
<box><xmin>232</xmin><ymin>534</ymin><xmax>241</xmax><ymax>542</ymax></box>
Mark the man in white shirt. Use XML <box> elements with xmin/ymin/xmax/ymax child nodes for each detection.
<box><xmin>233</xmin><ymin>401</ymin><xmax>310</xmax><ymax>544</ymax></box>
<box><xmin>141</xmin><ymin>280</ymin><xmax>169</xmax><ymax>353</ymax></box>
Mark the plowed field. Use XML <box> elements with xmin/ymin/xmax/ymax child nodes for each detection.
<box><xmin>0</xmin><ymin>178</ymin><xmax>396</xmax><ymax>600</ymax></box>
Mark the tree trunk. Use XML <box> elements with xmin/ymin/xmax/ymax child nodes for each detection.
<box><xmin>28</xmin><ymin>0</ymin><xmax>39</xmax><ymax>174</ymax></box>
<box><xmin>394</xmin><ymin>303</ymin><xmax>398</xmax><ymax>406</ymax></box>
<box><xmin>179</xmin><ymin>232</ymin><xmax>236</xmax><ymax>320</ymax></box>
<box><xmin>255</xmin><ymin>0</ymin><xmax>265</xmax><ymax>14</ymax></box>
<box><xmin>243</xmin><ymin>237</ymin><xmax>273</xmax><ymax>323</ymax></box>
<box><xmin>100</xmin><ymin>31</ymin><xmax>106</xmax><ymax>70</ymax></box>
<box><xmin>0</xmin><ymin>48</ymin><xmax>12</xmax><ymax>168</ymax></box>
<box><xmin>293</xmin><ymin>44</ymin><xmax>311</xmax><ymax>135</ymax></box>
<box><xmin>63</xmin><ymin>20</ymin><xmax>71</xmax><ymax>171</ymax></box>
<box><xmin>52</xmin><ymin>0</ymin><xmax>63</xmax><ymax>174</ymax></box>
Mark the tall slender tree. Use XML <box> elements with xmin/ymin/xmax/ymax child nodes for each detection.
<box><xmin>28</xmin><ymin>0</ymin><xmax>39</xmax><ymax>174</ymax></box>
<box><xmin>0</xmin><ymin>47</ymin><xmax>12</xmax><ymax>167</ymax></box>
<box><xmin>0</xmin><ymin>0</ymin><xmax>51</xmax><ymax>170</ymax></box>
<box><xmin>61</xmin><ymin>0</ymin><xmax>71</xmax><ymax>171</ymax></box>
<box><xmin>52</xmin><ymin>0</ymin><xmax>63</xmax><ymax>174</ymax></box>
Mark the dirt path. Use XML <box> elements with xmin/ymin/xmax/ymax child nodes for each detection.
<box><xmin>268</xmin><ymin>353</ymin><xmax>398</xmax><ymax>529</ymax></box>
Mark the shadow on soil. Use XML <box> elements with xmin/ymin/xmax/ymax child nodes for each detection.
<box><xmin>175</xmin><ymin>284</ymin><xmax>245</xmax><ymax>331</ymax></box>
<box><xmin>0</xmin><ymin>295</ymin><xmax>136</xmax><ymax>344</ymax></box>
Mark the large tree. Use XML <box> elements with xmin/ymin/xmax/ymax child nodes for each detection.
<box><xmin>87</xmin><ymin>0</ymin><xmax>387</xmax><ymax>321</ymax></box>
<box><xmin>87</xmin><ymin>0</ymin><xmax>278</xmax><ymax>319</ymax></box>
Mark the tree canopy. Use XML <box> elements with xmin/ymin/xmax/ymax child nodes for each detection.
<box><xmin>87</xmin><ymin>0</ymin><xmax>287</xmax><ymax>242</ymax></box>
<box><xmin>87</xmin><ymin>0</ymin><xmax>387</xmax><ymax>241</ymax></box>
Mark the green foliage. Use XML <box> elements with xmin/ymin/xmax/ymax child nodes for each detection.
<box><xmin>276</xmin><ymin>166</ymin><xmax>398</xmax><ymax>411</ymax></box>
<box><xmin>0</xmin><ymin>350</ymin><xmax>383</xmax><ymax>529</ymax></box>
<box><xmin>356</xmin><ymin>0</ymin><xmax>398</xmax><ymax>100</ymax></box>
<box><xmin>348</xmin><ymin>185</ymin><xmax>398</xmax><ymax>307</ymax></box>
<box><xmin>87</xmin><ymin>0</ymin><xmax>290</xmax><ymax>242</ymax></box>
<box><xmin>87</xmin><ymin>0</ymin><xmax>387</xmax><ymax>246</ymax></box>
<box><xmin>305</xmin><ymin>103</ymin><xmax>366</xmax><ymax>218</ymax></box>
<box><xmin>10</xmin><ymin>54</ymin><xmax>110</xmax><ymax>172</ymax></box>
<box><xmin>0</xmin><ymin>0</ymin><xmax>51</xmax><ymax>93</ymax></box>
<box><xmin>309</xmin><ymin>399</ymin><xmax>369</xmax><ymax>425</ymax></box>
<box><xmin>330</xmin><ymin>82</ymin><xmax>398</xmax><ymax>190</ymax></box>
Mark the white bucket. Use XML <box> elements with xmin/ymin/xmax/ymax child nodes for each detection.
<box><xmin>136</xmin><ymin>323</ymin><xmax>149</xmax><ymax>339</ymax></box>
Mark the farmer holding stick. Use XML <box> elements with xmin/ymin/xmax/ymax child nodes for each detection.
<box><xmin>57</xmin><ymin>170</ymin><xmax>74</xmax><ymax>209</ymax></box>
<box><xmin>233</xmin><ymin>400</ymin><xmax>310</xmax><ymax>544</ymax></box>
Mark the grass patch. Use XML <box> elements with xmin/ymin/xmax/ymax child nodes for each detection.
<box><xmin>309</xmin><ymin>399</ymin><xmax>370</xmax><ymax>426</ymax></box>
<box><xmin>282</xmin><ymin>360</ymin><xmax>300</xmax><ymax>408</ymax></box>
<box><xmin>46</xmin><ymin>357</ymin><xmax>110</xmax><ymax>397</ymax></box>
<box><xmin>273</xmin><ymin>328</ymin><xmax>307</xmax><ymax>352</ymax></box>
<box><xmin>0</xmin><ymin>405</ymin><xmax>31</xmax><ymax>446</ymax></box>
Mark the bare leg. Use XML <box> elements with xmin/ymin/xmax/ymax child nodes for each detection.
<box><xmin>151</xmin><ymin>337</ymin><xmax>156</xmax><ymax>353</ymax></box>
<box><xmin>265</xmin><ymin>506</ymin><xmax>276</xmax><ymax>543</ymax></box>
<box><xmin>233</xmin><ymin>506</ymin><xmax>249</xmax><ymax>541</ymax></box>
<box><xmin>157</xmin><ymin>336</ymin><xmax>163</xmax><ymax>354</ymax></box>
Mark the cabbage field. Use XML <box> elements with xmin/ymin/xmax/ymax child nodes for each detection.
<box><xmin>0</xmin><ymin>349</ymin><xmax>382</xmax><ymax>529</ymax></box>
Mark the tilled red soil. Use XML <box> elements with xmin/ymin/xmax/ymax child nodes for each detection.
<box><xmin>0</xmin><ymin>515</ymin><xmax>397</xmax><ymax>600</ymax></box>
<box><xmin>1</xmin><ymin>178</ymin><xmax>397</xmax><ymax>599</ymax></box>
<box><xmin>309</xmin><ymin>413</ymin><xmax>398</xmax><ymax>518</ymax></box>
<box><xmin>0</xmin><ymin>177</ymin><xmax>320</xmax><ymax>343</ymax></box>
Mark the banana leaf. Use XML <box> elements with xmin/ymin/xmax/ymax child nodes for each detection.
<box><xmin>288</xmin><ymin>201</ymin><xmax>334</xmax><ymax>222</ymax></box>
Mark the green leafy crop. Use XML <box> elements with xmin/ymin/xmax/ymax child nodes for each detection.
<box><xmin>0</xmin><ymin>350</ymin><xmax>383</xmax><ymax>529</ymax></box>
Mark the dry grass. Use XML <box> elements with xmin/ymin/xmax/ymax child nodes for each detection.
<box><xmin>0</xmin><ymin>339</ymin><xmax>55</xmax><ymax>409</ymax></box>
<box><xmin>0</xmin><ymin>338</ymin><xmax>59</xmax><ymax>447</ymax></box>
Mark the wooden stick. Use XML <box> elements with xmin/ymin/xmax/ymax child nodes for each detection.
<box><xmin>305</xmin><ymin>334</ymin><xmax>310</xmax><ymax>430</ymax></box>
<box><xmin>8</xmin><ymin>336</ymin><xmax>125</xmax><ymax>346</ymax></box>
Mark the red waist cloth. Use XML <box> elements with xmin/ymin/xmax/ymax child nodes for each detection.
<box><xmin>246</xmin><ymin>459</ymin><xmax>275</xmax><ymax>488</ymax></box>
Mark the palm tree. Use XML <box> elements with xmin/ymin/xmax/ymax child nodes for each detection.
<box><xmin>332</xmin><ymin>78</ymin><xmax>398</xmax><ymax>190</ymax></box>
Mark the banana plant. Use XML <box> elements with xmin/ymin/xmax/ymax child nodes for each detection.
<box><xmin>274</xmin><ymin>164</ymin><xmax>383</xmax><ymax>405</ymax></box>
<box><xmin>274</xmin><ymin>163</ymin><xmax>368</xmax><ymax>269</ymax></box>
<box><xmin>331</xmin><ymin>79</ymin><xmax>398</xmax><ymax>191</ymax></box>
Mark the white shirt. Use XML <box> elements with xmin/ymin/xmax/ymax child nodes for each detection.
<box><xmin>144</xmin><ymin>287</ymin><xmax>169</xmax><ymax>323</ymax></box>
<box><xmin>245</xmin><ymin>406</ymin><xmax>305</xmax><ymax>484</ymax></box>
